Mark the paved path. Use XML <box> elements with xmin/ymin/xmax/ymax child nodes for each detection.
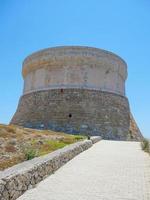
<box><xmin>18</xmin><ymin>141</ymin><xmax>150</xmax><ymax>200</ymax></box>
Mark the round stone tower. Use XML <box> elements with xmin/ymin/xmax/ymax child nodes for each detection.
<box><xmin>11</xmin><ymin>46</ymin><xmax>132</xmax><ymax>140</ymax></box>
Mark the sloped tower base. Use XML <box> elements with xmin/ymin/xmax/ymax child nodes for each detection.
<box><xmin>11</xmin><ymin>89</ymin><xmax>142</xmax><ymax>141</ymax></box>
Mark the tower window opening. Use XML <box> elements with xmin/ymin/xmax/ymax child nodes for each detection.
<box><xmin>69</xmin><ymin>113</ymin><xmax>72</xmax><ymax>118</ymax></box>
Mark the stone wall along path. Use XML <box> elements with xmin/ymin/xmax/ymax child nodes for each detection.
<box><xmin>17</xmin><ymin>140</ymin><xmax>150</xmax><ymax>200</ymax></box>
<box><xmin>0</xmin><ymin>138</ymin><xmax>102</xmax><ymax>200</ymax></box>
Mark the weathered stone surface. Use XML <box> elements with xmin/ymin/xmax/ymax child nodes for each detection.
<box><xmin>10</xmin><ymin>46</ymin><xmax>142</xmax><ymax>141</ymax></box>
<box><xmin>129</xmin><ymin>113</ymin><xmax>143</xmax><ymax>141</ymax></box>
<box><xmin>22</xmin><ymin>46</ymin><xmax>127</xmax><ymax>96</ymax></box>
<box><xmin>90</xmin><ymin>136</ymin><xmax>102</xmax><ymax>144</ymax></box>
<box><xmin>0</xmin><ymin>137</ymin><xmax>100</xmax><ymax>200</ymax></box>
<box><xmin>11</xmin><ymin>89</ymin><xmax>130</xmax><ymax>140</ymax></box>
<box><xmin>0</xmin><ymin>180</ymin><xmax>5</xmax><ymax>198</ymax></box>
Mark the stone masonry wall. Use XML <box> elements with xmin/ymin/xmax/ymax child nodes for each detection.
<box><xmin>129</xmin><ymin>113</ymin><xmax>143</xmax><ymax>141</ymax></box>
<box><xmin>0</xmin><ymin>137</ymin><xmax>101</xmax><ymax>200</ymax></box>
<box><xmin>11</xmin><ymin>89</ymin><xmax>131</xmax><ymax>140</ymax></box>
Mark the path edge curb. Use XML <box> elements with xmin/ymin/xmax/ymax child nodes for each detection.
<box><xmin>0</xmin><ymin>136</ymin><xmax>101</xmax><ymax>200</ymax></box>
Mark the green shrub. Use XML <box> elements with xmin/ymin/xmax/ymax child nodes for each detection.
<box><xmin>38</xmin><ymin>140</ymin><xmax>67</xmax><ymax>156</ymax></box>
<box><xmin>24</xmin><ymin>148</ymin><xmax>38</xmax><ymax>160</ymax></box>
<box><xmin>74</xmin><ymin>135</ymin><xmax>85</xmax><ymax>140</ymax></box>
<box><xmin>87</xmin><ymin>135</ymin><xmax>91</xmax><ymax>140</ymax></box>
<box><xmin>141</xmin><ymin>138</ymin><xmax>149</xmax><ymax>153</ymax></box>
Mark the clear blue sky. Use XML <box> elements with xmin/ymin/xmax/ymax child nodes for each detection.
<box><xmin>0</xmin><ymin>0</ymin><xmax>149</xmax><ymax>137</ymax></box>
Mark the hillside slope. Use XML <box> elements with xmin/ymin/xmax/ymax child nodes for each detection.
<box><xmin>0</xmin><ymin>124</ymin><xmax>84</xmax><ymax>170</ymax></box>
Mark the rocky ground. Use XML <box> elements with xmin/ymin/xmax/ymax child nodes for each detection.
<box><xmin>0</xmin><ymin>124</ymin><xmax>85</xmax><ymax>170</ymax></box>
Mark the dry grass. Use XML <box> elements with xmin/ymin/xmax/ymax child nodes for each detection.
<box><xmin>0</xmin><ymin>124</ymin><xmax>85</xmax><ymax>170</ymax></box>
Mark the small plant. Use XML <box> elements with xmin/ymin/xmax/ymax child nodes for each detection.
<box><xmin>74</xmin><ymin>135</ymin><xmax>85</xmax><ymax>140</ymax></box>
<box><xmin>24</xmin><ymin>148</ymin><xmax>38</xmax><ymax>160</ymax></box>
<box><xmin>87</xmin><ymin>135</ymin><xmax>91</xmax><ymax>140</ymax></box>
<box><xmin>141</xmin><ymin>138</ymin><xmax>149</xmax><ymax>153</ymax></box>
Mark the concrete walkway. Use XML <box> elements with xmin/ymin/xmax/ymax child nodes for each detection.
<box><xmin>18</xmin><ymin>141</ymin><xmax>150</xmax><ymax>200</ymax></box>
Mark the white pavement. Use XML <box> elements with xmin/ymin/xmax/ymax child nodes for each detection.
<box><xmin>18</xmin><ymin>140</ymin><xmax>150</xmax><ymax>200</ymax></box>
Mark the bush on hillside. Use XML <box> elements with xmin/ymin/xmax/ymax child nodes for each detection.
<box><xmin>141</xmin><ymin>138</ymin><xmax>149</xmax><ymax>153</ymax></box>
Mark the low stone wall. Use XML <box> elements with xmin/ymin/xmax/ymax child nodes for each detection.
<box><xmin>90</xmin><ymin>136</ymin><xmax>102</xmax><ymax>144</ymax></box>
<box><xmin>0</xmin><ymin>137</ymin><xmax>101</xmax><ymax>200</ymax></box>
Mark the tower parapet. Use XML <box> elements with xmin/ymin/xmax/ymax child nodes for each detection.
<box><xmin>22</xmin><ymin>46</ymin><xmax>127</xmax><ymax>96</ymax></box>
